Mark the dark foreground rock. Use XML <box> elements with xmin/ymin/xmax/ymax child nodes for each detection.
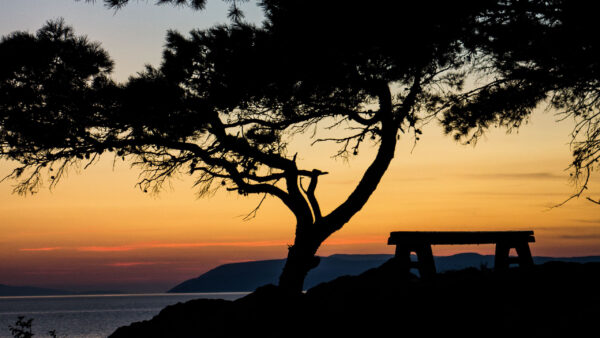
<box><xmin>111</xmin><ymin>260</ymin><xmax>600</xmax><ymax>337</ymax></box>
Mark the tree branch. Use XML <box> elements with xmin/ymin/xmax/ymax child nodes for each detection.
<box><xmin>300</xmin><ymin>169</ymin><xmax>327</xmax><ymax>221</ymax></box>
<box><xmin>324</xmin><ymin>75</ymin><xmax>422</xmax><ymax>233</ymax></box>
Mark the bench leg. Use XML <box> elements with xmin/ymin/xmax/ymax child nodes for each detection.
<box><xmin>515</xmin><ymin>243</ymin><xmax>534</xmax><ymax>268</ymax></box>
<box><xmin>494</xmin><ymin>242</ymin><xmax>510</xmax><ymax>271</ymax></box>
<box><xmin>416</xmin><ymin>244</ymin><xmax>436</xmax><ymax>278</ymax></box>
<box><xmin>394</xmin><ymin>245</ymin><xmax>413</xmax><ymax>275</ymax></box>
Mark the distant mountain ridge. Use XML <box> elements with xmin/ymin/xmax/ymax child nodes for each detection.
<box><xmin>169</xmin><ymin>253</ymin><xmax>600</xmax><ymax>292</ymax></box>
<box><xmin>0</xmin><ymin>284</ymin><xmax>126</xmax><ymax>297</ymax></box>
<box><xmin>0</xmin><ymin>284</ymin><xmax>71</xmax><ymax>297</ymax></box>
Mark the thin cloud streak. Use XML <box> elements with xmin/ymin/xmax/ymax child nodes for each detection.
<box><xmin>560</xmin><ymin>234</ymin><xmax>600</xmax><ymax>240</ymax></box>
<box><xmin>150</xmin><ymin>241</ymin><xmax>289</xmax><ymax>248</ymax></box>
<box><xmin>77</xmin><ymin>240</ymin><xmax>290</xmax><ymax>252</ymax></box>
<box><xmin>458</xmin><ymin>191</ymin><xmax>565</xmax><ymax>197</ymax></box>
<box><xmin>464</xmin><ymin>172</ymin><xmax>565</xmax><ymax>180</ymax></box>
<box><xmin>571</xmin><ymin>219</ymin><xmax>600</xmax><ymax>224</ymax></box>
<box><xmin>324</xmin><ymin>236</ymin><xmax>386</xmax><ymax>246</ymax></box>
<box><xmin>79</xmin><ymin>238</ymin><xmax>386</xmax><ymax>252</ymax></box>
<box><xmin>19</xmin><ymin>247</ymin><xmax>64</xmax><ymax>252</ymax></box>
<box><xmin>20</xmin><ymin>237</ymin><xmax>386</xmax><ymax>253</ymax></box>
<box><xmin>105</xmin><ymin>262</ymin><xmax>164</xmax><ymax>267</ymax></box>
<box><xmin>536</xmin><ymin>225</ymin><xmax>600</xmax><ymax>232</ymax></box>
<box><xmin>79</xmin><ymin>245</ymin><xmax>136</xmax><ymax>252</ymax></box>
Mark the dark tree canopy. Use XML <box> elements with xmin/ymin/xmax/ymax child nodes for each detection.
<box><xmin>88</xmin><ymin>0</ymin><xmax>246</xmax><ymax>20</ymax></box>
<box><xmin>442</xmin><ymin>0</ymin><xmax>600</xmax><ymax>204</ymax></box>
<box><xmin>1</xmin><ymin>0</ymin><xmax>596</xmax><ymax>291</ymax></box>
<box><xmin>95</xmin><ymin>0</ymin><xmax>208</xmax><ymax>10</ymax></box>
<box><xmin>0</xmin><ymin>19</ymin><xmax>113</xmax><ymax>193</ymax></box>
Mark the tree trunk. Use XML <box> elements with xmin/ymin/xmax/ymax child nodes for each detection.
<box><xmin>276</xmin><ymin>80</ymin><xmax>416</xmax><ymax>293</ymax></box>
<box><xmin>278</xmin><ymin>238</ymin><xmax>321</xmax><ymax>293</ymax></box>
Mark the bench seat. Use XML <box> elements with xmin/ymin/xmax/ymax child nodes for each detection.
<box><xmin>388</xmin><ymin>231</ymin><xmax>535</xmax><ymax>277</ymax></box>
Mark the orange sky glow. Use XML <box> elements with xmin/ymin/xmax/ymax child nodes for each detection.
<box><xmin>0</xmin><ymin>1</ymin><xmax>598</xmax><ymax>292</ymax></box>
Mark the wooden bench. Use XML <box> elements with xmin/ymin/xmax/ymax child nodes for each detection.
<box><xmin>387</xmin><ymin>231</ymin><xmax>535</xmax><ymax>277</ymax></box>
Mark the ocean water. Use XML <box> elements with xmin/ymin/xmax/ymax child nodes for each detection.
<box><xmin>0</xmin><ymin>293</ymin><xmax>248</xmax><ymax>338</ymax></box>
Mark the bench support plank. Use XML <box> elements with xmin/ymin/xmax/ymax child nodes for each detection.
<box><xmin>515</xmin><ymin>242</ymin><xmax>534</xmax><ymax>267</ymax></box>
<box><xmin>494</xmin><ymin>242</ymin><xmax>511</xmax><ymax>271</ymax></box>
<box><xmin>416</xmin><ymin>244</ymin><xmax>436</xmax><ymax>278</ymax></box>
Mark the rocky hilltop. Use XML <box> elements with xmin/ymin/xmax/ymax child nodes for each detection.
<box><xmin>113</xmin><ymin>260</ymin><xmax>600</xmax><ymax>337</ymax></box>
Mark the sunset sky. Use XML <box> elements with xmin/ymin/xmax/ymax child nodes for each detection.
<box><xmin>1</xmin><ymin>0</ymin><xmax>599</xmax><ymax>293</ymax></box>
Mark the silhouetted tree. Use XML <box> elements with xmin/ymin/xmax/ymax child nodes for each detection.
<box><xmin>0</xmin><ymin>0</ymin><xmax>584</xmax><ymax>292</ymax></box>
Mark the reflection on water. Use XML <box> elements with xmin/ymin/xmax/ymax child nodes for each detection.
<box><xmin>0</xmin><ymin>293</ymin><xmax>248</xmax><ymax>338</ymax></box>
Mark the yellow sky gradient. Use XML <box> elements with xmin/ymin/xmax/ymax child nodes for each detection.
<box><xmin>0</xmin><ymin>1</ymin><xmax>599</xmax><ymax>292</ymax></box>
<box><xmin>1</xmin><ymin>109</ymin><xmax>598</xmax><ymax>291</ymax></box>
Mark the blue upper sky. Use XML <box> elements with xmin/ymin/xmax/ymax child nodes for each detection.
<box><xmin>0</xmin><ymin>0</ymin><xmax>264</xmax><ymax>81</ymax></box>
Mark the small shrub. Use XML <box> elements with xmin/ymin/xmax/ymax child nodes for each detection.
<box><xmin>8</xmin><ymin>316</ymin><xmax>58</xmax><ymax>338</ymax></box>
<box><xmin>8</xmin><ymin>316</ymin><xmax>33</xmax><ymax>338</ymax></box>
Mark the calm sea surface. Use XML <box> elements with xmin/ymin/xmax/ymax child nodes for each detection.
<box><xmin>0</xmin><ymin>292</ymin><xmax>248</xmax><ymax>338</ymax></box>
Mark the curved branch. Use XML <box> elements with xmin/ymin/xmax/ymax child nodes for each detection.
<box><xmin>209</xmin><ymin>115</ymin><xmax>297</xmax><ymax>171</ymax></box>
<box><xmin>323</xmin><ymin>76</ymin><xmax>422</xmax><ymax>233</ymax></box>
<box><xmin>348</xmin><ymin>110</ymin><xmax>379</xmax><ymax>126</ymax></box>
<box><xmin>587</xmin><ymin>197</ymin><xmax>600</xmax><ymax>205</ymax></box>
<box><xmin>222</xmin><ymin>111</ymin><xmax>326</xmax><ymax>130</ymax></box>
<box><xmin>300</xmin><ymin>169</ymin><xmax>327</xmax><ymax>221</ymax></box>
